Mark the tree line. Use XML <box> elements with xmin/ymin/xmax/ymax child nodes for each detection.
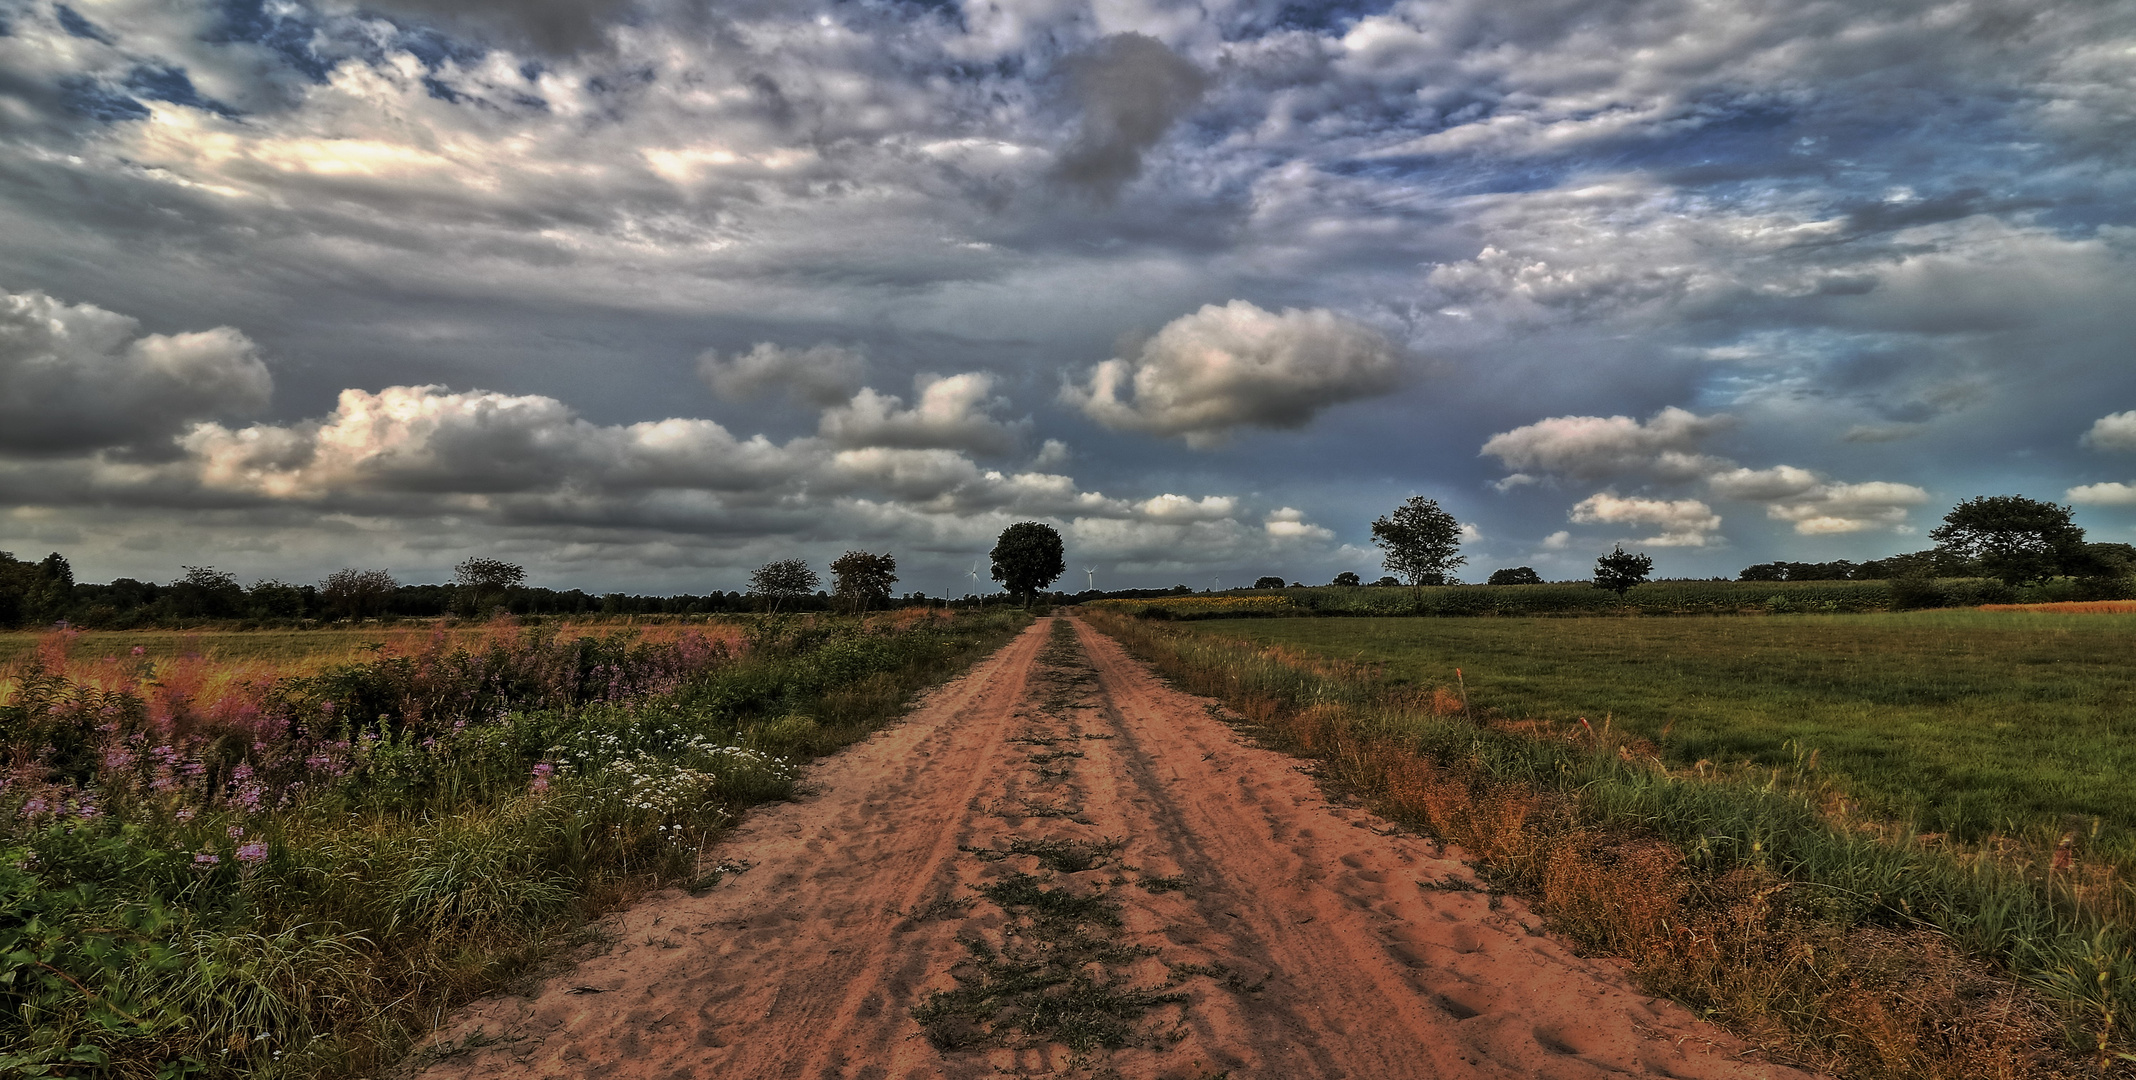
<box><xmin>0</xmin><ymin>523</ymin><xmax>1076</xmax><ymax>630</ymax></box>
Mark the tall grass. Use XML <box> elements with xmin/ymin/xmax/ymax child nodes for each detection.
<box><xmin>1085</xmin><ymin>609</ymin><xmax>2133</xmax><ymax>1078</ymax></box>
<box><xmin>0</xmin><ymin>610</ymin><xmax>1026</xmax><ymax>1078</ymax></box>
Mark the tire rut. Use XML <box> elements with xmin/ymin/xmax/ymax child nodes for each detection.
<box><xmin>411</xmin><ymin>616</ymin><xmax>1823</xmax><ymax>1080</ymax></box>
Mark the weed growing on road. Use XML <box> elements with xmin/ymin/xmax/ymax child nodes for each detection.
<box><xmin>965</xmin><ymin>837</ymin><xmax>1123</xmax><ymax>873</ymax></box>
<box><xmin>914</xmin><ymin>871</ymin><xmax>1185</xmax><ymax>1053</ymax></box>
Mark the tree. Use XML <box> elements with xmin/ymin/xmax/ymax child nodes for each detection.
<box><xmin>1331</xmin><ymin>571</ymin><xmax>1362</xmax><ymax>587</ymax></box>
<box><xmin>171</xmin><ymin>566</ymin><xmax>245</xmax><ymax>619</ymax></box>
<box><xmin>1253</xmin><ymin>575</ymin><xmax>1286</xmax><ymax>589</ymax></box>
<box><xmin>1594</xmin><ymin>546</ymin><xmax>1653</xmax><ymax>596</ymax></box>
<box><xmin>1929</xmin><ymin>495</ymin><xmax>2091</xmax><ymax>586</ymax></box>
<box><xmin>1487</xmin><ymin>566</ymin><xmax>1543</xmax><ymax>585</ymax></box>
<box><xmin>1373</xmin><ymin>576</ymin><xmax>1400</xmax><ymax>587</ymax></box>
<box><xmin>320</xmin><ymin>568</ymin><xmax>398</xmax><ymax>620</ymax></box>
<box><xmin>990</xmin><ymin>522</ymin><xmax>1065</xmax><ymax>606</ymax></box>
<box><xmin>749</xmin><ymin>559</ymin><xmax>820</xmax><ymax>613</ymax></box>
<box><xmin>830</xmin><ymin>551</ymin><xmax>898</xmax><ymax>613</ymax></box>
<box><xmin>454</xmin><ymin>557</ymin><xmax>527</xmax><ymax>615</ymax></box>
<box><xmin>1370</xmin><ymin>497</ymin><xmax>1467</xmax><ymax>589</ymax></box>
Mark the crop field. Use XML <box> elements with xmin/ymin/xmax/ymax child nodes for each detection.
<box><xmin>1172</xmin><ymin>611</ymin><xmax>2136</xmax><ymax>855</ymax></box>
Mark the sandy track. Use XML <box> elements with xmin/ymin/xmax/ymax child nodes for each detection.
<box><xmin>415</xmin><ymin>618</ymin><xmax>1817</xmax><ymax>1079</ymax></box>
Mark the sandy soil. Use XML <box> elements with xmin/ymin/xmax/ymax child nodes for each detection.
<box><xmin>414</xmin><ymin>617</ymin><xmax>1819</xmax><ymax>1079</ymax></box>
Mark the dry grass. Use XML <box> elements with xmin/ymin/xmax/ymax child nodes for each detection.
<box><xmin>1980</xmin><ymin>601</ymin><xmax>2136</xmax><ymax>614</ymax></box>
<box><xmin>1085</xmin><ymin>609</ymin><xmax>2121</xmax><ymax>1080</ymax></box>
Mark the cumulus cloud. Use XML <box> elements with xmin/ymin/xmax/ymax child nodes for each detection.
<box><xmin>2082</xmin><ymin>411</ymin><xmax>2136</xmax><ymax>452</ymax></box>
<box><xmin>184</xmin><ymin>385</ymin><xmax>805</xmax><ymax>501</ymax></box>
<box><xmin>1051</xmin><ymin>33</ymin><xmax>1208</xmax><ymax>199</ymax></box>
<box><xmin>1705</xmin><ymin>465</ymin><xmax>1822</xmax><ymax>502</ymax></box>
<box><xmin>1064</xmin><ymin>301</ymin><xmax>1406</xmax><ymax>448</ymax></box>
<box><xmin>818</xmin><ymin>373</ymin><xmax>1026</xmax><ymax>455</ymax></box>
<box><xmin>1569</xmin><ymin>493</ymin><xmax>1721</xmax><ymax>547</ymax></box>
<box><xmin>1758</xmin><ymin>481</ymin><xmax>1930</xmax><ymax>534</ymax></box>
<box><xmin>2069</xmin><ymin>482</ymin><xmax>2136</xmax><ymax>506</ymax></box>
<box><xmin>1265</xmin><ymin>506</ymin><xmax>1335</xmax><ymax>542</ymax></box>
<box><xmin>699</xmin><ymin>344</ymin><xmax>866</xmax><ymax>408</ymax></box>
<box><xmin>0</xmin><ymin>290</ymin><xmax>271</xmax><ymax>456</ymax></box>
<box><xmin>1137</xmin><ymin>494</ymin><xmax>1238</xmax><ymax>522</ymax></box>
<box><xmin>1481</xmin><ymin>407</ymin><xmax>1732</xmax><ymax>482</ymax></box>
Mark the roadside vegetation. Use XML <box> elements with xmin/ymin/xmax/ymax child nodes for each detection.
<box><xmin>1084</xmin><ymin>607</ymin><xmax>2135</xmax><ymax>1078</ymax></box>
<box><xmin>0</xmin><ymin>609</ymin><xmax>1026</xmax><ymax>1078</ymax></box>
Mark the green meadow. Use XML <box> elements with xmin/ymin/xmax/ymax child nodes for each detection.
<box><xmin>1179</xmin><ymin>611</ymin><xmax>2136</xmax><ymax>850</ymax></box>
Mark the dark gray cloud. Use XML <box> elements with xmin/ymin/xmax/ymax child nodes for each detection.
<box><xmin>0</xmin><ymin>290</ymin><xmax>271</xmax><ymax>456</ymax></box>
<box><xmin>1050</xmin><ymin>33</ymin><xmax>1208</xmax><ymax>200</ymax></box>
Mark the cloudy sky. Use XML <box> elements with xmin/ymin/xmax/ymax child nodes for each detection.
<box><xmin>3</xmin><ymin>0</ymin><xmax>2135</xmax><ymax>594</ymax></box>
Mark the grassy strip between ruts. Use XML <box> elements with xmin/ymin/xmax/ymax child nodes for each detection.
<box><xmin>0</xmin><ymin>609</ymin><xmax>1028</xmax><ymax>1079</ymax></box>
<box><xmin>1082</xmin><ymin>608</ymin><xmax>2135</xmax><ymax>1080</ymax></box>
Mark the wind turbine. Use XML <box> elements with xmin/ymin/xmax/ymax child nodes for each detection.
<box><xmin>967</xmin><ymin>561</ymin><xmax>981</xmax><ymax>597</ymax></box>
<box><xmin>1084</xmin><ymin>567</ymin><xmax>1097</xmax><ymax>591</ymax></box>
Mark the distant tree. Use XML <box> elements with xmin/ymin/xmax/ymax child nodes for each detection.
<box><xmin>1370</xmin><ymin>497</ymin><xmax>1467</xmax><ymax>589</ymax></box>
<box><xmin>1331</xmin><ymin>571</ymin><xmax>1362</xmax><ymax>587</ymax></box>
<box><xmin>1253</xmin><ymin>575</ymin><xmax>1286</xmax><ymax>589</ymax></box>
<box><xmin>749</xmin><ymin>559</ymin><xmax>820</xmax><ymax>613</ymax></box>
<box><xmin>1738</xmin><ymin>562</ymin><xmax>1788</xmax><ymax>582</ymax></box>
<box><xmin>991</xmin><ymin>523</ymin><xmax>1066</xmax><ymax>607</ymax></box>
<box><xmin>1593</xmin><ymin>546</ymin><xmax>1654</xmax><ymax>596</ymax></box>
<box><xmin>1373</xmin><ymin>576</ymin><xmax>1400</xmax><ymax>587</ymax></box>
<box><xmin>454</xmin><ymin>557</ymin><xmax>527</xmax><ymax>615</ymax></box>
<box><xmin>830</xmin><ymin>550</ymin><xmax>899</xmax><ymax>613</ymax></box>
<box><xmin>248</xmin><ymin>579</ymin><xmax>311</xmax><ymax>619</ymax></box>
<box><xmin>320</xmin><ymin>568</ymin><xmax>399</xmax><ymax>620</ymax></box>
<box><xmin>170</xmin><ymin>566</ymin><xmax>245</xmax><ymax>619</ymax></box>
<box><xmin>1487</xmin><ymin>566</ymin><xmax>1543</xmax><ymax>585</ymax></box>
<box><xmin>1929</xmin><ymin>495</ymin><xmax>2091</xmax><ymax>586</ymax></box>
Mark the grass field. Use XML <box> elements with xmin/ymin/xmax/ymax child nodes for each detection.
<box><xmin>1176</xmin><ymin>611</ymin><xmax>2136</xmax><ymax>852</ymax></box>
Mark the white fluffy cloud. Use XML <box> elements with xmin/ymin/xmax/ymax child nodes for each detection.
<box><xmin>2082</xmin><ymin>411</ymin><xmax>2136</xmax><ymax>452</ymax></box>
<box><xmin>2069</xmin><ymin>482</ymin><xmax>2136</xmax><ymax>506</ymax></box>
<box><xmin>818</xmin><ymin>373</ymin><xmax>1026</xmax><ymax>456</ymax></box>
<box><xmin>146</xmin><ymin>376</ymin><xmax>1341</xmax><ymax>573</ymax></box>
<box><xmin>1490</xmin><ymin>412</ymin><xmax>1928</xmax><ymax>537</ymax></box>
<box><xmin>1569</xmin><ymin>493</ymin><xmax>1722</xmax><ymax>547</ymax></box>
<box><xmin>1481</xmin><ymin>407</ymin><xmax>1732</xmax><ymax>482</ymax></box>
<box><xmin>0</xmin><ymin>290</ymin><xmax>271</xmax><ymax>455</ymax></box>
<box><xmin>1064</xmin><ymin>301</ymin><xmax>1406</xmax><ymax>448</ymax></box>
<box><xmin>1759</xmin><ymin>481</ymin><xmax>1930</xmax><ymax>534</ymax></box>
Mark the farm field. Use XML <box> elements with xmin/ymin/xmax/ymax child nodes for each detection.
<box><xmin>1173</xmin><ymin>612</ymin><xmax>2136</xmax><ymax>852</ymax></box>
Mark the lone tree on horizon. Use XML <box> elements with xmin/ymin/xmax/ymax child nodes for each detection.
<box><xmin>1594</xmin><ymin>546</ymin><xmax>1653</xmax><ymax>596</ymax></box>
<box><xmin>321</xmin><ymin>567</ymin><xmax>398</xmax><ymax>620</ymax></box>
<box><xmin>750</xmin><ymin>558</ymin><xmax>820</xmax><ymax>613</ymax></box>
<box><xmin>1930</xmin><ymin>494</ymin><xmax>2092</xmax><ymax>586</ymax></box>
<box><xmin>454</xmin><ymin>557</ymin><xmax>525</xmax><ymax>616</ymax></box>
<box><xmin>831</xmin><ymin>550</ymin><xmax>899</xmax><ymax>613</ymax></box>
<box><xmin>1370</xmin><ymin>496</ymin><xmax>1466</xmax><ymax>590</ymax></box>
<box><xmin>990</xmin><ymin>522</ymin><xmax>1065</xmax><ymax>607</ymax></box>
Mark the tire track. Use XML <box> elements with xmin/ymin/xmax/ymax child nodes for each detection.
<box><xmin>412</xmin><ymin>616</ymin><xmax>1824</xmax><ymax>1080</ymax></box>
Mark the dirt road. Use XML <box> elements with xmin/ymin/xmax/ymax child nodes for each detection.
<box><xmin>417</xmin><ymin>618</ymin><xmax>1816</xmax><ymax>1079</ymax></box>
